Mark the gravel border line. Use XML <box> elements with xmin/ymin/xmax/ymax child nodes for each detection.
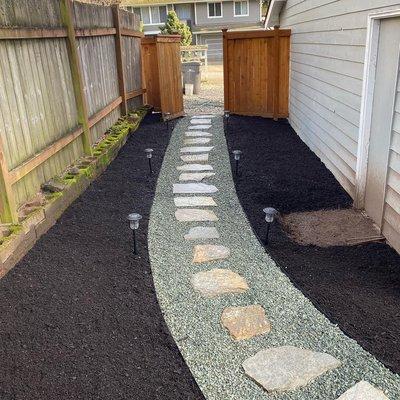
<box><xmin>148</xmin><ymin>116</ymin><xmax>400</xmax><ymax>400</ymax></box>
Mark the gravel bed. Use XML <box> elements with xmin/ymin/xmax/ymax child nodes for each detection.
<box><xmin>148</xmin><ymin>116</ymin><xmax>400</xmax><ymax>400</ymax></box>
<box><xmin>184</xmin><ymin>83</ymin><xmax>223</xmax><ymax>116</ymax></box>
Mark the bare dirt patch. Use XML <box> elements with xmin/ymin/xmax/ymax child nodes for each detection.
<box><xmin>282</xmin><ymin>208</ymin><xmax>382</xmax><ymax>247</ymax></box>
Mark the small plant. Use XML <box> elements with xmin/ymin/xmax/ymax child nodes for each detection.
<box><xmin>159</xmin><ymin>10</ymin><xmax>192</xmax><ymax>46</ymax></box>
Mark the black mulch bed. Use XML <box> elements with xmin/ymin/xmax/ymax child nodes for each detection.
<box><xmin>0</xmin><ymin>114</ymin><xmax>205</xmax><ymax>400</ymax></box>
<box><xmin>225</xmin><ymin>115</ymin><xmax>400</xmax><ymax>374</ymax></box>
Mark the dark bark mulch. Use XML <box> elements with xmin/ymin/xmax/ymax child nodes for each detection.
<box><xmin>0</xmin><ymin>113</ymin><xmax>205</xmax><ymax>400</ymax></box>
<box><xmin>225</xmin><ymin>115</ymin><xmax>400</xmax><ymax>374</ymax></box>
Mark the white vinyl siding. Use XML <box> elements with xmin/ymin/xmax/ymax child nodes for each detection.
<box><xmin>279</xmin><ymin>0</ymin><xmax>400</xmax><ymax>199</ymax></box>
<box><xmin>383</xmin><ymin>71</ymin><xmax>400</xmax><ymax>250</ymax></box>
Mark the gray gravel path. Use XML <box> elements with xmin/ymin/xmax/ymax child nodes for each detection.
<box><xmin>148</xmin><ymin>116</ymin><xmax>400</xmax><ymax>400</ymax></box>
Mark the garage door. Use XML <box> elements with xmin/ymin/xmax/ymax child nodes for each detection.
<box><xmin>204</xmin><ymin>34</ymin><xmax>222</xmax><ymax>64</ymax></box>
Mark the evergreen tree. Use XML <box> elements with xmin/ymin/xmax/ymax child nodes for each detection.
<box><xmin>159</xmin><ymin>10</ymin><xmax>192</xmax><ymax>46</ymax></box>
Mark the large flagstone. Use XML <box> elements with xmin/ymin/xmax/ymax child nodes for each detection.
<box><xmin>221</xmin><ymin>305</ymin><xmax>271</xmax><ymax>341</ymax></box>
<box><xmin>177</xmin><ymin>164</ymin><xmax>213</xmax><ymax>171</ymax></box>
<box><xmin>175</xmin><ymin>209</ymin><xmax>218</xmax><ymax>222</ymax></box>
<box><xmin>180</xmin><ymin>154</ymin><xmax>209</xmax><ymax>162</ymax></box>
<box><xmin>185</xmin><ymin>131</ymin><xmax>212</xmax><ymax>137</ymax></box>
<box><xmin>191</xmin><ymin>119</ymin><xmax>212</xmax><ymax>124</ymax></box>
<box><xmin>243</xmin><ymin>346</ymin><xmax>341</xmax><ymax>393</ymax></box>
<box><xmin>188</xmin><ymin>125</ymin><xmax>211</xmax><ymax>130</ymax></box>
<box><xmin>192</xmin><ymin>244</ymin><xmax>230</xmax><ymax>263</ymax></box>
<box><xmin>174</xmin><ymin>196</ymin><xmax>217</xmax><ymax>207</ymax></box>
<box><xmin>191</xmin><ymin>268</ymin><xmax>249</xmax><ymax>297</ymax></box>
<box><xmin>184</xmin><ymin>226</ymin><xmax>220</xmax><ymax>240</ymax></box>
<box><xmin>179</xmin><ymin>172</ymin><xmax>215</xmax><ymax>182</ymax></box>
<box><xmin>173</xmin><ymin>183</ymin><xmax>218</xmax><ymax>194</ymax></box>
<box><xmin>336</xmin><ymin>381</ymin><xmax>389</xmax><ymax>400</ymax></box>
<box><xmin>180</xmin><ymin>146</ymin><xmax>214</xmax><ymax>153</ymax></box>
<box><xmin>184</xmin><ymin>138</ymin><xmax>211</xmax><ymax>145</ymax></box>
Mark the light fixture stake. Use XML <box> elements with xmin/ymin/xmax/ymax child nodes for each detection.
<box><xmin>164</xmin><ymin>112</ymin><xmax>171</xmax><ymax>134</ymax></box>
<box><xmin>232</xmin><ymin>150</ymin><xmax>242</xmax><ymax>177</ymax></box>
<box><xmin>224</xmin><ymin>110</ymin><xmax>230</xmax><ymax>131</ymax></box>
<box><xmin>145</xmin><ymin>148</ymin><xmax>153</xmax><ymax>174</ymax></box>
<box><xmin>263</xmin><ymin>207</ymin><xmax>278</xmax><ymax>245</ymax></box>
<box><xmin>127</xmin><ymin>213</ymin><xmax>142</xmax><ymax>255</ymax></box>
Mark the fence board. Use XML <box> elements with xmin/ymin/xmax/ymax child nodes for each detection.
<box><xmin>0</xmin><ymin>0</ymin><xmax>143</xmax><ymax>221</ymax></box>
<box><xmin>142</xmin><ymin>35</ymin><xmax>183</xmax><ymax>119</ymax></box>
<box><xmin>223</xmin><ymin>28</ymin><xmax>291</xmax><ymax>119</ymax></box>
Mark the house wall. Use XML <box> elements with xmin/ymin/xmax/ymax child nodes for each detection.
<box><xmin>279</xmin><ymin>0</ymin><xmax>400</xmax><ymax>199</ymax></box>
<box><xmin>195</xmin><ymin>0</ymin><xmax>261</xmax><ymax>26</ymax></box>
<box><xmin>383</xmin><ymin>65</ymin><xmax>400</xmax><ymax>251</ymax></box>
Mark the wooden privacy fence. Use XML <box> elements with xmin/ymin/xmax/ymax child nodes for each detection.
<box><xmin>142</xmin><ymin>35</ymin><xmax>184</xmax><ymax>120</ymax></box>
<box><xmin>0</xmin><ymin>0</ymin><xmax>145</xmax><ymax>223</ymax></box>
<box><xmin>223</xmin><ymin>27</ymin><xmax>291</xmax><ymax>119</ymax></box>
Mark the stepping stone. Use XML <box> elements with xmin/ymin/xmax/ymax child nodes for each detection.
<box><xmin>174</xmin><ymin>196</ymin><xmax>217</xmax><ymax>207</ymax></box>
<box><xmin>180</xmin><ymin>146</ymin><xmax>214</xmax><ymax>153</ymax></box>
<box><xmin>179</xmin><ymin>172</ymin><xmax>215</xmax><ymax>182</ymax></box>
<box><xmin>177</xmin><ymin>164</ymin><xmax>213</xmax><ymax>171</ymax></box>
<box><xmin>184</xmin><ymin>226</ymin><xmax>220</xmax><ymax>240</ymax></box>
<box><xmin>191</xmin><ymin>269</ymin><xmax>249</xmax><ymax>298</ymax></box>
<box><xmin>221</xmin><ymin>305</ymin><xmax>271</xmax><ymax>341</ymax></box>
<box><xmin>184</xmin><ymin>138</ymin><xmax>211</xmax><ymax>145</ymax></box>
<box><xmin>191</xmin><ymin>119</ymin><xmax>212</xmax><ymax>124</ymax></box>
<box><xmin>192</xmin><ymin>115</ymin><xmax>216</xmax><ymax>119</ymax></box>
<box><xmin>192</xmin><ymin>244</ymin><xmax>230</xmax><ymax>263</ymax></box>
<box><xmin>180</xmin><ymin>154</ymin><xmax>209</xmax><ymax>162</ymax></box>
<box><xmin>175</xmin><ymin>209</ymin><xmax>218</xmax><ymax>222</ymax></box>
<box><xmin>243</xmin><ymin>346</ymin><xmax>341</xmax><ymax>393</ymax></box>
<box><xmin>188</xmin><ymin>125</ymin><xmax>211</xmax><ymax>130</ymax></box>
<box><xmin>173</xmin><ymin>183</ymin><xmax>218</xmax><ymax>194</ymax></box>
<box><xmin>185</xmin><ymin>131</ymin><xmax>212</xmax><ymax>137</ymax></box>
<box><xmin>337</xmin><ymin>381</ymin><xmax>389</xmax><ymax>400</ymax></box>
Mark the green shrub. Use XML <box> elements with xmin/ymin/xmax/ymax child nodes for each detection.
<box><xmin>159</xmin><ymin>10</ymin><xmax>192</xmax><ymax>46</ymax></box>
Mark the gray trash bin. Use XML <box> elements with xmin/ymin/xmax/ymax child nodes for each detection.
<box><xmin>182</xmin><ymin>61</ymin><xmax>201</xmax><ymax>94</ymax></box>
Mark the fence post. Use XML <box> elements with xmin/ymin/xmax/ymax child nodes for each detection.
<box><xmin>113</xmin><ymin>6</ymin><xmax>127</xmax><ymax>115</ymax></box>
<box><xmin>60</xmin><ymin>0</ymin><xmax>92</xmax><ymax>155</ymax></box>
<box><xmin>222</xmin><ymin>29</ymin><xmax>229</xmax><ymax>112</ymax></box>
<box><xmin>0</xmin><ymin>137</ymin><xmax>18</xmax><ymax>224</ymax></box>
<box><xmin>273</xmin><ymin>25</ymin><xmax>280</xmax><ymax>121</ymax></box>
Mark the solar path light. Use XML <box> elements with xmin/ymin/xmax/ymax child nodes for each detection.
<box><xmin>232</xmin><ymin>150</ymin><xmax>242</xmax><ymax>177</ymax></box>
<box><xmin>164</xmin><ymin>112</ymin><xmax>171</xmax><ymax>134</ymax></box>
<box><xmin>224</xmin><ymin>110</ymin><xmax>230</xmax><ymax>130</ymax></box>
<box><xmin>127</xmin><ymin>213</ymin><xmax>142</xmax><ymax>255</ymax></box>
<box><xmin>145</xmin><ymin>148</ymin><xmax>153</xmax><ymax>174</ymax></box>
<box><xmin>263</xmin><ymin>207</ymin><xmax>278</xmax><ymax>245</ymax></box>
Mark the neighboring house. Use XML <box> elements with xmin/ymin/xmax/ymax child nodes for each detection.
<box><xmin>121</xmin><ymin>0</ymin><xmax>263</xmax><ymax>62</ymax></box>
<box><xmin>265</xmin><ymin>1</ymin><xmax>400</xmax><ymax>253</ymax></box>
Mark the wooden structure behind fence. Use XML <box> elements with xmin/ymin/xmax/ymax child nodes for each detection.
<box><xmin>0</xmin><ymin>0</ymin><xmax>145</xmax><ymax>223</ymax></box>
<box><xmin>142</xmin><ymin>35</ymin><xmax>184</xmax><ymax>120</ymax></box>
<box><xmin>223</xmin><ymin>28</ymin><xmax>291</xmax><ymax>119</ymax></box>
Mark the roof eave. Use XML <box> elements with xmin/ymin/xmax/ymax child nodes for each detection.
<box><xmin>264</xmin><ymin>0</ymin><xmax>287</xmax><ymax>29</ymax></box>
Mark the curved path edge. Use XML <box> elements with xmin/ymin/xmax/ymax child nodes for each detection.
<box><xmin>148</xmin><ymin>116</ymin><xmax>400</xmax><ymax>400</ymax></box>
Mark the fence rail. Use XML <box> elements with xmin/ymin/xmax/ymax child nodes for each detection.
<box><xmin>0</xmin><ymin>0</ymin><xmax>145</xmax><ymax>223</ymax></box>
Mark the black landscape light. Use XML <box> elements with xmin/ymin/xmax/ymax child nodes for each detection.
<box><xmin>224</xmin><ymin>110</ymin><xmax>230</xmax><ymax>130</ymax></box>
<box><xmin>144</xmin><ymin>148</ymin><xmax>153</xmax><ymax>174</ymax></box>
<box><xmin>263</xmin><ymin>207</ymin><xmax>278</xmax><ymax>245</ymax></box>
<box><xmin>164</xmin><ymin>112</ymin><xmax>171</xmax><ymax>134</ymax></box>
<box><xmin>232</xmin><ymin>150</ymin><xmax>242</xmax><ymax>177</ymax></box>
<box><xmin>127</xmin><ymin>213</ymin><xmax>142</xmax><ymax>255</ymax></box>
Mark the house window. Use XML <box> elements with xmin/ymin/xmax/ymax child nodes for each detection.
<box><xmin>234</xmin><ymin>0</ymin><xmax>249</xmax><ymax>16</ymax></box>
<box><xmin>136</xmin><ymin>6</ymin><xmax>167</xmax><ymax>25</ymax></box>
<box><xmin>208</xmin><ymin>2</ymin><xmax>222</xmax><ymax>18</ymax></box>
